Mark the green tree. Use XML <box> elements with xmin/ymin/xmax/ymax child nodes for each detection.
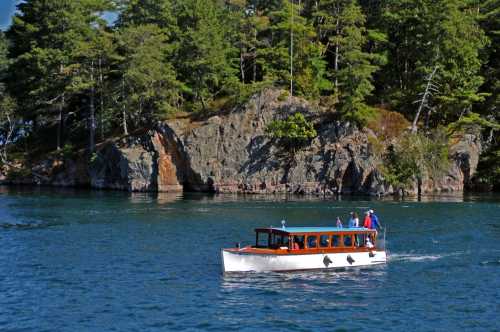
<box><xmin>116</xmin><ymin>0</ymin><xmax>177</xmax><ymax>30</ymax></box>
<box><xmin>478</xmin><ymin>0</ymin><xmax>500</xmax><ymax>125</ymax></box>
<box><xmin>381</xmin><ymin>0</ymin><xmax>487</xmax><ymax>126</ymax></box>
<box><xmin>173</xmin><ymin>0</ymin><xmax>237</xmax><ymax>111</ymax></box>
<box><xmin>383</xmin><ymin>130</ymin><xmax>450</xmax><ymax>195</ymax></box>
<box><xmin>69</xmin><ymin>0</ymin><xmax>115</xmax><ymax>152</ymax></box>
<box><xmin>260</xmin><ymin>1</ymin><xmax>330</xmax><ymax>99</ymax></box>
<box><xmin>266</xmin><ymin>112</ymin><xmax>317</xmax><ymax>149</ymax></box>
<box><xmin>0</xmin><ymin>32</ymin><xmax>17</xmax><ymax>164</ymax></box>
<box><xmin>116</xmin><ymin>24</ymin><xmax>181</xmax><ymax>132</ymax></box>
<box><xmin>314</xmin><ymin>0</ymin><xmax>383</xmax><ymax>123</ymax></box>
<box><xmin>6</xmin><ymin>0</ymin><xmax>106</xmax><ymax>150</ymax></box>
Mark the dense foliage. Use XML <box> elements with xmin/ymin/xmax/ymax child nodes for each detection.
<box><xmin>266</xmin><ymin>112</ymin><xmax>317</xmax><ymax>148</ymax></box>
<box><xmin>382</xmin><ymin>130</ymin><xmax>450</xmax><ymax>193</ymax></box>
<box><xmin>0</xmin><ymin>0</ymin><xmax>498</xmax><ymax>188</ymax></box>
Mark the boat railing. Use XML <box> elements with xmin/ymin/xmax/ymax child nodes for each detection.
<box><xmin>377</xmin><ymin>227</ymin><xmax>387</xmax><ymax>251</ymax></box>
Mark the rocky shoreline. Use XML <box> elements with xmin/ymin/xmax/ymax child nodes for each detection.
<box><xmin>0</xmin><ymin>90</ymin><xmax>483</xmax><ymax>196</ymax></box>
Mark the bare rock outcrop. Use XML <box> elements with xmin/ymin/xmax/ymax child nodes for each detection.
<box><xmin>1</xmin><ymin>89</ymin><xmax>482</xmax><ymax>195</ymax></box>
<box><xmin>156</xmin><ymin>89</ymin><xmax>387</xmax><ymax>195</ymax></box>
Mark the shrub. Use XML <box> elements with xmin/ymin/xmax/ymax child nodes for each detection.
<box><xmin>266</xmin><ymin>113</ymin><xmax>317</xmax><ymax>150</ymax></box>
<box><xmin>382</xmin><ymin>129</ymin><xmax>450</xmax><ymax>191</ymax></box>
<box><xmin>59</xmin><ymin>143</ymin><xmax>76</xmax><ymax>160</ymax></box>
<box><xmin>367</xmin><ymin>108</ymin><xmax>410</xmax><ymax>142</ymax></box>
<box><xmin>447</xmin><ymin>112</ymin><xmax>500</xmax><ymax>135</ymax></box>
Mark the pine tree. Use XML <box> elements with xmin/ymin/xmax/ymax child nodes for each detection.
<box><xmin>478</xmin><ymin>0</ymin><xmax>500</xmax><ymax>123</ymax></box>
<box><xmin>260</xmin><ymin>0</ymin><xmax>330</xmax><ymax>99</ymax></box>
<box><xmin>116</xmin><ymin>24</ymin><xmax>181</xmax><ymax>131</ymax></box>
<box><xmin>0</xmin><ymin>32</ymin><xmax>17</xmax><ymax>164</ymax></box>
<box><xmin>6</xmin><ymin>0</ymin><xmax>95</xmax><ymax>150</ymax></box>
<box><xmin>116</xmin><ymin>0</ymin><xmax>177</xmax><ymax>30</ymax></box>
<box><xmin>69</xmin><ymin>0</ymin><xmax>115</xmax><ymax>152</ymax></box>
<box><xmin>173</xmin><ymin>0</ymin><xmax>237</xmax><ymax>111</ymax></box>
<box><xmin>314</xmin><ymin>0</ymin><xmax>381</xmax><ymax>123</ymax></box>
<box><xmin>381</xmin><ymin>0</ymin><xmax>487</xmax><ymax>126</ymax></box>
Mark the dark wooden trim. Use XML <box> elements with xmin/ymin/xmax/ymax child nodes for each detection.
<box><xmin>225</xmin><ymin>246</ymin><xmax>379</xmax><ymax>255</ymax></box>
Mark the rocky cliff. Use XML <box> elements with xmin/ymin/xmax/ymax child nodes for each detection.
<box><xmin>1</xmin><ymin>89</ymin><xmax>482</xmax><ymax>196</ymax></box>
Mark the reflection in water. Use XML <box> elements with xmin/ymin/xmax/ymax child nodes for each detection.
<box><xmin>128</xmin><ymin>192</ymin><xmax>184</xmax><ymax>205</ymax></box>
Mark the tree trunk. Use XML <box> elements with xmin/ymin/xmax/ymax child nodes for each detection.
<box><xmin>57</xmin><ymin>94</ymin><xmax>65</xmax><ymax>151</ymax></box>
<box><xmin>239</xmin><ymin>43</ymin><xmax>245</xmax><ymax>83</ymax></box>
<box><xmin>411</xmin><ymin>65</ymin><xmax>438</xmax><ymax>133</ymax></box>
<box><xmin>89</xmin><ymin>60</ymin><xmax>96</xmax><ymax>153</ymax></box>
<box><xmin>253</xmin><ymin>28</ymin><xmax>257</xmax><ymax>82</ymax></box>
<box><xmin>0</xmin><ymin>114</ymin><xmax>14</xmax><ymax>163</ymax></box>
<box><xmin>333</xmin><ymin>12</ymin><xmax>340</xmax><ymax>89</ymax></box>
<box><xmin>98</xmin><ymin>57</ymin><xmax>105</xmax><ymax>141</ymax></box>
<box><xmin>121</xmin><ymin>76</ymin><xmax>128</xmax><ymax>136</ymax></box>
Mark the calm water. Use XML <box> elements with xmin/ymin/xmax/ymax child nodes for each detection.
<box><xmin>0</xmin><ymin>187</ymin><xmax>499</xmax><ymax>332</ymax></box>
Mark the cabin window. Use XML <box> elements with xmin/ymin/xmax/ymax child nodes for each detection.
<box><xmin>307</xmin><ymin>235</ymin><xmax>318</xmax><ymax>248</ymax></box>
<box><xmin>331</xmin><ymin>235</ymin><xmax>340</xmax><ymax>247</ymax></box>
<box><xmin>270</xmin><ymin>233</ymin><xmax>289</xmax><ymax>249</ymax></box>
<box><xmin>255</xmin><ymin>232</ymin><xmax>269</xmax><ymax>248</ymax></box>
<box><xmin>277</xmin><ymin>235</ymin><xmax>289</xmax><ymax>248</ymax></box>
<box><xmin>293</xmin><ymin>235</ymin><xmax>305</xmax><ymax>249</ymax></box>
<box><xmin>343</xmin><ymin>234</ymin><xmax>353</xmax><ymax>247</ymax></box>
<box><xmin>320</xmin><ymin>235</ymin><xmax>329</xmax><ymax>248</ymax></box>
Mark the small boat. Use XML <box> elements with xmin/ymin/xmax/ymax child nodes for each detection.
<box><xmin>222</xmin><ymin>224</ymin><xmax>387</xmax><ymax>272</ymax></box>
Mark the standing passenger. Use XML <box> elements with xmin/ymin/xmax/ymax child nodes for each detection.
<box><xmin>352</xmin><ymin>212</ymin><xmax>359</xmax><ymax>227</ymax></box>
<box><xmin>348</xmin><ymin>212</ymin><xmax>355</xmax><ymax>228</ymax></box>
<box><xmin>369</xmin><ymin>209</ymin><xmax>382</xmax><ymax>230</ymax></box>
<box><xmin>336</xmin><ymin>217</ymin><xmax>343</xmax><ymax>228</ymax></box>
<box><xmin>363</xmin><ymin>211</ymin><xmax>372</xmax><ymax>229</ymax></box>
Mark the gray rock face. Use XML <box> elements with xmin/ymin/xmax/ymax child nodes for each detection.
<box><xmin>159</xmin><ymin>89</ymin><xmax>389</xmax><ymax>195</ymax></box>
<box><xmin>418</xmin><ymin>132</ymin><xmax>482</xmax><ymax>194</ymax></box>
<box><xmin>2</xmin><ymin>89</ymin><xmax>482</xmax><ymax>195</ymax></box>
<box><xmin>90</xmin><ymin>138</ymin><xmax>157</xmax><ymax>192</ymax></box>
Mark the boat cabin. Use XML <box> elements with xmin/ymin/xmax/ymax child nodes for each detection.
<box><xmin>253</xmin><ymin>227</ymin><xmax>378</xmax><ymax>253</ymax></box>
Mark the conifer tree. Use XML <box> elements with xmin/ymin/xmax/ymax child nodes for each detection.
<box><xmin>116</xmin><ymin>24</ymin><xmax>181</xmax><ymax>130</ymax></box>
<box><xmin>173</xmin><ymin>0</ymin><xmax>237</xmax><ymax>111</ymax></box>
<box><xmin>7</xmin><ymin>0</ymin><xmax>97</xmax><ymax>150</ymax></box>
<box><xmin>478</xmin><ymin>0</ymin><xmax>500</xmax><ymax>122</ymax></box>
<box><xmin>314</xmin><ymin>0</ymin><xmax>381</xmax><ymax>123</ymax></box>
<box><xmin>260</xmin><ymin>0</ymin><xmax>330</xmax><ymax>99</ymax></box>
<box><xmin>381</xmin><ymin>0</ymin><xmax>487</xmax><ymax>125</ymax></box>
<box><xmin>69</xmin><ymin>0</ymin><xmax>115</xmax><ymax>152</ymax></box>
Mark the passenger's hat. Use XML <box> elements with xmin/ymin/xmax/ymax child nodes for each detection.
<box><xmin>369</xmin><ymin>209</ymin><xmax>374</xmax><ymax>213</ymax></box>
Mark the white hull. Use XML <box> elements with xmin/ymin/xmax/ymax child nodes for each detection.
<box><xmin>222</xmin><ymin>250</ymin><xmax>387</xmax><ymax>272</ymax></box>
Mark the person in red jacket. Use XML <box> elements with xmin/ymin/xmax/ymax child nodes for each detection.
<box><xmin>363</xmin><ymin>211</ymin><xmax>372</xmax><ymax>229</ymax></box>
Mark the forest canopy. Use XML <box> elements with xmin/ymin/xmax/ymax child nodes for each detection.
<box><xmin>0</xmin><ymin>0</ymin><xmax>498</xmax><ymax>168</ymax></box>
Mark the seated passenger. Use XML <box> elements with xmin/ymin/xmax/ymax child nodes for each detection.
<box><xmin>293</xmin><ymin>242</ymin><xmax>300</xmax><ymax>250</ymax></box>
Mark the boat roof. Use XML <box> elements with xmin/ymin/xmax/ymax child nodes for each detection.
<box><xmin>255</xmin><ymin>227</ymin><xmax>373</xmax><ymax>234</ymax></box>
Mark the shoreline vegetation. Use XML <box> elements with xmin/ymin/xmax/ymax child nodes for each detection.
<box><xmin>0</xmin><ymin>0</ymin><xmax>498</xmax><ymax>196</ymax></box>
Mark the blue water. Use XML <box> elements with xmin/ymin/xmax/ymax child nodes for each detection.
<box><xmin>1</xmin><ymin>187</ymin><xmax>499</xmax><ymax>331</ymax></box>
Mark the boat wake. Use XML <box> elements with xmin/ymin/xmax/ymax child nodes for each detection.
<box><xmin>389</xmin><ymin>252</ymin><xmax>460</xmax><ymax>263</ymax></box>
<box><xmin>479</xmin><ymin>259</ymin><xmax>500</xmax><ymax>266</ymax></box>
<box><xmin>0</xmin><ymin>219</ymin><xmax>62</xmax><ymax>230</ymax></box>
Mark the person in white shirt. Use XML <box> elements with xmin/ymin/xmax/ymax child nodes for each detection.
<box><xmin>348</xmin><ymin>212</ymin><xmax>359</xmax><ymax>228</ymax></box>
